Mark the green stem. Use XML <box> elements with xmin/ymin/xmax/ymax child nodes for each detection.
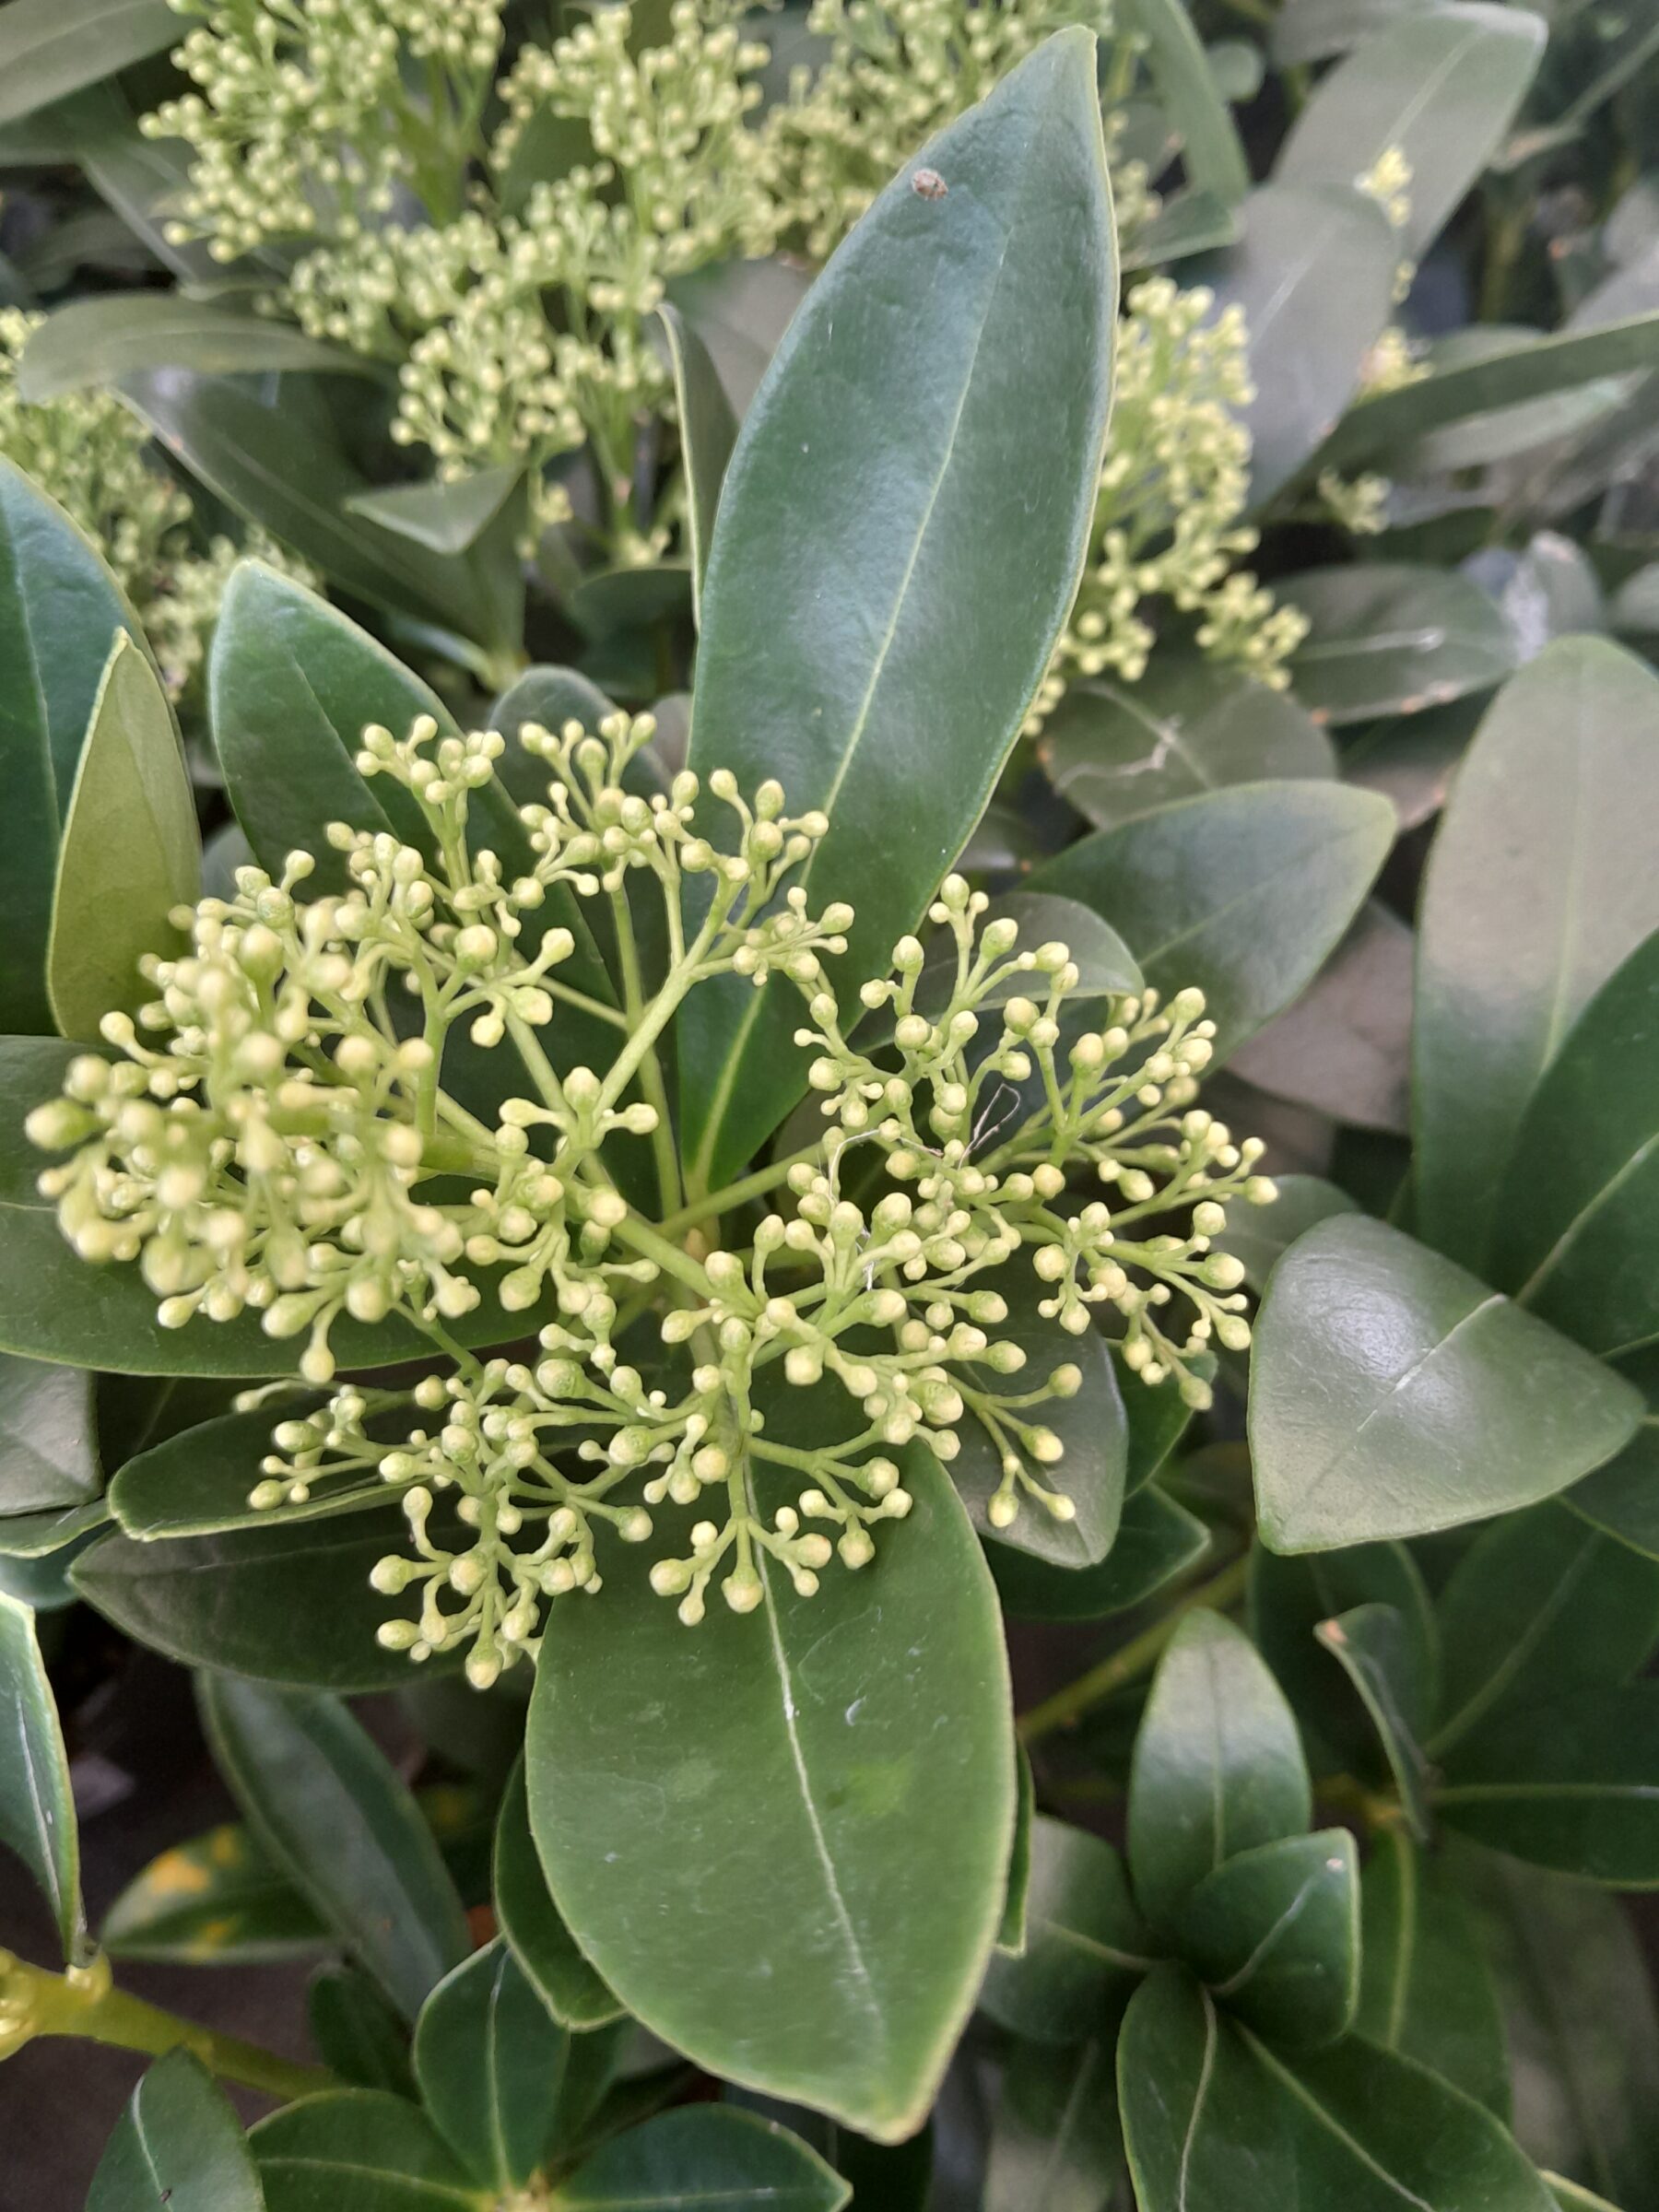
<box><xmin>656</xmin><ymin>1143</ymin><xmax>825</xmax><ymax>1240</ymax></box>
<box><xmin>609</xmin><ymin>888</ymin><xmax>682</xmax><ymax>1216</ymax></box>
<box><xmin>1016</xmin><ymin>1552</ymin><xmax>1251</xmax><ymax>1746</ymax></box>
<box><xmin>606</xmin><ymin>1208</ymin><xmax>718</xmax><ymax>1298</ymax></box>
<box><xmin>10</xmin><ymin>1957</ymin><xmax>332</xmax><ymax>2104</ymax></box>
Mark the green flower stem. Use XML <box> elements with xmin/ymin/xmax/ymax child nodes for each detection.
<box><xmin>1016</xmin><ymin>1551</ymin><xmax>1251</xmax><ymax>1746</ymax></box>
<box><xmin>609</xmin><ymin>886</ymin><xmax>682</xmax><ymax>1215</ymax></box>
<box><xmin>8</xmin><ymin>1955</ymin><xmax>332</xmax><ymax>2103</ymax></box>
<box><xmin>607</xmin><ymin>1206</ymin><xmax>720</xmax><ymax>1298</ymax></box>
<box><xmin>656</xmin><ymin>1142</ymin><xmax>828</xmax><ymax>1240</ymax></box>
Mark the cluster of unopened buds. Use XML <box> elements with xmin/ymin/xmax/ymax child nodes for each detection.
<box><xmin>29</xmin><ymin>712</ymin><xmax>1272</xmax><ymax>1681</ymax></box>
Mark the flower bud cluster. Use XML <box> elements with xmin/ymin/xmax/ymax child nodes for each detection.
<box><xmin>143</xmin><ymin>0</ymin><xmax>504</xmax><ymax>259</ymax></box>
<box><xmin>794</xmin><ymin>874</ymin><xmax>1276</xmax><ymax>1406</ymax></box>
<box><xmin>1030</xmin><ymin>278</ymin><xmax>1308</xmax><ymax>729</ymax></box>
<box><xmin>0</xmin><ymin>312</ymin><xmax>312</xmax><ymax>698</ymax></box>
<box><xmin>36</xmin><ymin>698</ymin><xmax>1270</xmax><ymax>1676</ymax></box>
<box><xmin>759</xmin><ymin>0</ymin><xmax>1156</xmax><ymax>261</ymax></box>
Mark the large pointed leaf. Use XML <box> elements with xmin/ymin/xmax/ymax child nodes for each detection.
<box><xmin>1127</xmin><ymin>1608</ymin><xmax>1311</xmax><ymax>1934</ymax></box>
<box><xmin>19</xmin><ymin>297</ymin><xmax>362</xmax><ymax>399</ymax></box>
<box><xmin>0</xmin><ymin>1589</ymin><xmax>82</xmax><ymax>1959</ymax></box>
<box><xmin>1029</xmin><ymin>782</ymin><xmax>1394</xmax><ymax>1062</ymax></box>
<box><xmin>1490</xmin><ymin>929</ymin><xmax>1659</xmax><ymax>1361</ymax></box>
<box><xmin>1355</xmin><ymin>1830</ymin><xmax>1509</xmax><ymax>2118</ymax></box>
<box><xmin>47</xmin><ymin>631</ymin><xmax>200</xmax><ymax>1038</ymax></box>
<box><xmin>0</xmin><ymin>1351</ymin><xmax>99</xmax><ymax>1514</ymax></box>
<box><xmin>199</xmin><ymin>1677</ymin><xmax>469</xmax><ymax>2018</ymax></box>
<box><xmin>1315</xmin><ymin>1604</ymin><xmax>1431</xmax><ymax>1836</ymax></box>
<box><xmin>103</xmin><ymin>1819</ymin><xmax>326</xmax><ymax>1965</ymax></box>
<box><xmin>985</xmin><ymin>2033</ymin><xmax>1124</xmax><ymax>2212</ymax></box>
<box><xmin>680</xmin><ymin>31</ymin><xmax>1116</xmax><ymax>1191</ymax></box>
<box><xmin>990</xmin><ymin>1482</ymin><xmax>1208</xmax><ymax>1622</ymax></box>
<box><xmin>1276</xmin><ymin>3</ymin><xmax>1545</xmax><ymax>262</ymax></box>
<box><xmin>1279</xmin><ymin>564</ymin><xmax>1517</xmax><ymax>727</ymax></box>
<box><xmin>1415</xmin><ymin>640</ymin><xmax>1659</xmax><ymax>1273</ymax></box>
<box><xmin>0</xmin><ymin>458</ymin><xmax>143</xmax><ymax>1033</ymax></box>
<box><xmin>87</xmin><ymin>2051</ymin><xmax>263</xmax><ymax>2212</ymax></box>
<box><xmin>1124</xmin><ymin>0</ymin><xmax>1250</xmax><ymax>203</ymax></box>
<box><xmin>1249</xmin><ymin>1215</ymin><xmax>1641</xmax><ymax>1550</ymax></box>
<box><xmin>525</xmin><ymin>1448</ymin><xmax>1014</xmax><ymax>2142</ymax></box>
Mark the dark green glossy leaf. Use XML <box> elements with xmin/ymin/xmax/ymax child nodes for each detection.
<box><xmin>908</xmin><ymin>892</ymin><xmax>1142</xmax><ymax>1027</ymax></box>
<box><xmin>0</xmin><ymin>458</ymin><xmax>143</xmax><ymax>1032</ymax></box>
<box><xmin>1204</xmin><ymin>182</ymin><xmax>1399</xmax><ymax>502</ymax></box>
<box><xmin>1127</xmin><ymin>1607</ymin><xmax>1311</xmax><ymax>1934</ymax></box>
<box><xmin>1230</xmin><ymin>900</ymin><xmax>1413</xmax><ymax>1135</ymax></box>
<box><xmin>980</xmin><ymin>1816</ymin><xmax>1154</xmax><ymax>2042</ymax></box>
<box><xmin>1343</xmin><ymin>696</ymin><xmax>1476</xmax><ymax>831</ymax></box>
<box><xmin>1389</xmin><ymin>331</ymin><xmax>1639</xmax><ymax>479</ymax></box>
<box><xmin>1431</xmin><ymin>1504</ymin><xmax>1659</xmax><ymax>1758</ymax></box>
<box><xmin>103</xmin><ymin>1818</ymin><xmax>325</xmax><ymax>1965</ymax></box>
<box><xmin>110</xmin><ymin>1402</ymin><xmax>376</xmax><ymax>1537</ymax></box>
<box><xmin>345</xmin><ymin>465</ymin><xmax>524</xmax><ymax>555</ymax></box>
<box><xmin>1490</xmin><ymin>930</ymin><xmax>1659</xmax><ymax>1361</ymax></box>
<box><xmin>0</xmin><ymin>1589</ymin><xmax>82</xmax><ymax>1959</ymax></box>
<box><xmin>1125</xmin><ymin>0</ymin><xmax>1250</xmax><ymax>203</ymax></box>
<box><xmin>119</xmin><ymin>371</ymin><xmax>516</xmax><ymax>650</ymax></box>
<box><xmin>199</xmin><ymin>1676</ymin><xmax>469</xmax><ymax>2018</ymax></box>
<box><xmin>526</xmin><ymin>1447</ymin><xmax>1014</xmax><ymax>2142</ymax></box>
<box><xmin>88</xmin><ymin>2051</ymin><xmax>263</xmax><ymax>2212</ymax></box>
<box><xmin>1315</xmin><ymin>1604</ymin><xmax>1431</xmax><ymax>1836</ymax></box>
<box><xmin>1249</xmin><ymin>1215</ymin><xmax>1641</xmax><ymax>1550</ymax></box>
<box><xmin>680</xmin><ymin>33</ymin><xmax>1116</xmax><ymax>1191</ymax></box>
<box><xmin>1118</xmin><ymin>1968</ymin><xmax>1294</xmax><ymax>2209</ymax></box>
<box><xmin>985</xmin><ymin>2033</ymin><xmax>1123</xmax><ymax>2212</ymax></box>
<box><xmin>1415</xmin><ymin>640</ymin><xmax>1659</xmax><ymax>1272</ymax></box>
<box><xmin>658</xmin><ymin>303</ymin><xmax>736</xmax><ymax>621</ymax></box>
<box><xmin>559</xmin><ymin>2107</ymin><xmax>851</xmax><ymax>2212</ymax></box>
<box><xmin>1438</xmin><ymin>1685</ymin><xmax>1659</xmax><ymax>1886</ymax></box>
<box><xmin>73</xmin><ymin>1509</ymin><xmax>467</xmax><ymax>1689</ymax></box>
<box><xmin>0</xmin><ymin>1351</ymin><xmax>99</xmax><ymax>1513</ymax></box>
<box><xmin>493</xmin><ymin>1754</ymin><xmax>622</xmax><ymax>2030</ymax></box>
<box><xmin>1030</xmin><ymin>782</ymin><xmax>1394</xmax><ymax>1061</ymax></box>
<box><xmin>1355</xmin><ymin>1830</ymin><xmax>1510</xmax><ymax>2118</ymax></box>
<box><xmin>667</xmin><ymin>256</ymin><xmax>814</xmax><ymax>418</ymax></box>
<box><xmin>1280</xmin><ymin>564</ymin><xmax>1517</xmax><ymax>727</ymax></box>
<box><xmin>1320</xmin><ymin>310</ymin><xmax>1659</xmax><ymax>477</ymax></box>
<box><xmin>415</xmin><ymin>1938</ymin><xmax>601</xmax><ymax>2190</ymax></box>
<box><xmin>253</xmin><ymin>2091</ymin><xmax>488</xmax><ymax>2212</ymax></box>
<box><xmin>1182</xmin><ymin>1828</ymin><xmax>1359</xmax><ymax>2049</ymax></box>
<box><xmin>952</xmin><ymin>1261</ymin><xmax>1125</xmax><ymax>1567</ymax></box>
<box><xmin>19</xmin><ymin>297</ymin><xmax>362</xmax><ymax>400</ymax></box>
<box><xmin>990</xmin><ymin>1482</ymin><xmax>1208</xmax><ymax>1621</ymax></box>
<box><xmin>1276</xmin><ymin>3</ymin><xmax>1544</xmax><ymax>261</ymax></box>
<box><xmin>0</xmin><ymin>0</ymin><xmax>177</xmax><ymax>128</ymax></box>
<box><xmin>47</xmin><ymin>631</ymin><xmax>198</xmax><ymax>1038</ymax></box>
<box><xmin>1244</xmin><ymin>2027</ymin><xmax>1556</xmax><ymax>2209</ymax></box>
<box><xmin>308</xmin><ymin>1967</ymin><xmax>415</xmax><ymax>2097</ymax></box>
<box><xmin>1468</xmin><ymin>1850</ymin><xmax>1659</xmax><ymax>2207</ymax></box>
<box><xmin>1037</xmin><ymin>659</ymin><xmax>1335</xmax><ymax>831</ymax></box>
<box><xmin>0</xmin><ymin>1498</ymin><xmax>108</xmax><ymax>1559</ymax></box>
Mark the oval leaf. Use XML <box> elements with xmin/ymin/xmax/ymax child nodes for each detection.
<box><xmin>560</xmin><ymin>2107</ymin><xmax>851</xmax><ymax>2212</ymax></box>
<box><xmin>1029</xmin><ymin>782</ymin><xmax>1394</xmax><ymax>1060</ymax></box>
<box><xmin>198</xmin><ymin>1676</ymin><xmax>469</xmax><ymax>2019</ymax></box>
<box><xmin>493</xmin><ymin>1754</ymin><xmax>622</xmax><ymax>2030</ymax></box>
<box><xmin>414</xmin><ymin>1939</ymin><xmax>587</xmax><ymax>2190</ymax></box>
<box><xmin>680</xmin><ymin>30</ymin><xmax>1117</xmax><ymax>1190</ymax></box>
<box><xmin>1182</xmin><ymin>1829</ymin><xmax>1359</xmax><ymax>2049</ymax></box>
<box><xmin>0</xmin><ymin>1589</ymin><xmax>82</xmax><ymax>1959</ymax></box>
<box><xmin>1354</xmin><ymin>1830</ymin><xmax>1509</xmax><ymax>2117</ymax></box>
<box><xmin>88</xmin><ymin>2051</ymin><xmax>263</xmax><ymax>2212</ymax></box>
<box><xmin>253</xmin><ymin>2091</ymin><xmax>487</xmax><ymax>2212</ymax></box>
<box><xmin>526</xmin><ymin>1447</ymin><xmax>1014</xmax><ymax>2142</ymax></box>
<box><xmin>47</xmin><ymin>630</ymin><xmax>199</xmax><ymax>1038</ymax></box>
<box><xmin>1280</xmin><ymin>563</ymin><xmax>1517</xmax><ymax>727</ymax></box>
<box><xmin>1438</xmin><ymin>1685</ymin><xmax>1659</xmax><ymax>1886</ymax></box>
<box><xmin>980</xmin><ymin>1816</ymin><xmax>1154</xmax><ymax>2042</ymax></box>
<box><xmin>103</xmin><ymin>1820</ymin><xmax>326</xmax><ymax>1966</ymax></box>
<box><xmin>1251</xmin><ymin>1214</ymin><xmax>1642</xmax><ymax>1550</ymax></box>
<box><xmin>19</xmin><ymin>296</ymin><xmax>364</xmax><ymax>400</ymax></box>
<box><xmin>1414</xmin><ymin>639</ymin><xmax>1659</xmax><ymax>1271</ymax></box>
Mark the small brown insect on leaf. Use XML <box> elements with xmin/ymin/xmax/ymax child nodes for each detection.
<box><xmin>912</xmin><ymin>168</ymin><xmax>947</xmax><ymax>200</ymax></box>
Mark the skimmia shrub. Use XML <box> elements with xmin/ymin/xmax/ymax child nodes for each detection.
<box><xmin>2</xmin><ymin>6</ymin><xmax>1659</xmax><ymax>2212</ymax></box>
